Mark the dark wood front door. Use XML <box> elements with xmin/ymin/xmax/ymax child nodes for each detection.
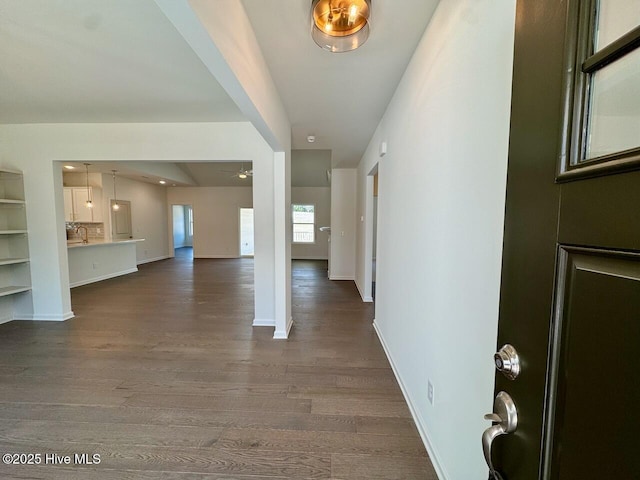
<box><xmin>490</xmin><ymin>1</ymin><xmax>640</xmax><ymax>479</ymax></box>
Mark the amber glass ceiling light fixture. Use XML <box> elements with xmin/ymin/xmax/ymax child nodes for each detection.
<box><xmin>84</xmin><ymin>163</ymin><xmax>93</xmax><ymax>209</ymax></box>
<box><xmin>311</xmin><ymin>0</ymin><xmax>371</xmax><ymax>53</ymax></box>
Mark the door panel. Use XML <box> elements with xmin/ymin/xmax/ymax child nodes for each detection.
<box><xmin>493</xmin><ymin>0</ymin><xmax>640</xmax><ymax>478</ymax></box>
<box><xmin>559</xmin><ymin>171</ymin><xmax>640</xmax><ymax>250</ymax></box>
<box><xmin>546</xmin><ymin>248</ymin><xmax>640</xmax><ymax>479</ymax></box>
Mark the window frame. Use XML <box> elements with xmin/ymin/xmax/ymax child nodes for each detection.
<box><xmin>291</xmin><ymin>204</ymin><xmax>316</xmax><ymax>244</ymax></box>
<box><xmin>558</xmin><ymin>0</ymin><xmax>640</xmax><ymax>181</ymax></box>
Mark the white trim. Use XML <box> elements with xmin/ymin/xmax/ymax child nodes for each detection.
<box><xmin>273</xmin><ymin>317</ymin><xmax>293</xmax><ymax>339</ymax></box>
<box><xmin>291</xmin><ymin>256</ymin><xmax>328</xmax><ymax>260</ymax></box>
<box><xmin>70</xmin><ymin>268</ymin><xmax>138</xmax><ymax>288</ymax></box>
<box><xmin>14</xmin><ymin>311</ymin><xmax>75</xmax><ymax>322</ymax></box>
<box><xmin>0</xmin><ymin>312</ymin><xmax>14</xmax><ymax>325</ymax></box>
<box><xmin>373</xmin><ymin>320</ymin><xmax>449</xmax><ymax>480</ymax></box>
<box><xmin>137</xmin><ymin>255</ymin><xmax>170</xmax><ymax>265</ymax></box>
<box><xmin>194</xmin><ymin>255</ymin><xmax>238</xmax><ymax>259</ymax></box>
<box><xmin>252</xmin><ymin>318</ymin><xmax>275</xmax><ymax>327</ymax></box>
<box><xmin>329</xmin><ymin>275</ymin><xmax>355</xmax><ymax>281</ymax></box>
<box><xmin>355</xmin><ymin>279</ymin><xmax>374</xmax><ymax>303</ymax></box>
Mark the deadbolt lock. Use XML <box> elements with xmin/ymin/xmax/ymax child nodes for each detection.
<box><xmin>494</xmin><ymin>344</ymin><xmax>520</xmax><ymax>380</ymax></box>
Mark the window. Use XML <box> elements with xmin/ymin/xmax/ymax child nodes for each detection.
<box><xmin>560</xmin><ymin>0</ymin><xmax>640</xmax><ymax>180</ymax></box>
<box><xmin>292</xmin><ymin>204</ymin><xmax>315</xmax><ymax>243</ymax></box>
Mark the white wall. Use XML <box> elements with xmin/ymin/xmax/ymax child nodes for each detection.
<box><xmin>330</xmin><ymin>169</ymin><xmax>357</xmax><ymax>280</ymax></box>
<box><xmin>291</xmin><ymin>187</ymin><xmax>330</xmax><ymax>260</ymax></box>
<box><xmin>101</xmin><ymin>174</ymin><xmax>170</xmax><ymax>264</ymax></box>
<box><xmin>167</xmin><ymin>187</ymin><xmax>252</xmax><ymax>258</ymax></box>
<box><xmin>355</xmin><ymin>2</ymin><xmax>516</xmax><ymax>479</ymax></box>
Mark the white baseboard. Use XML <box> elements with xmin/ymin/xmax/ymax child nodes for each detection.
<box><xmin>0</xmin><ymin>313</ymin><xmax>14</xmax><ymax>325</ymax></box>
<box><xmin>14</xmin><ymin>311</ymin><xmax>75</xmax><ymax>321</ymax></box>
<box><xmin>329</xmin><ymin>275</ymin><xmax>355</xmax><ymax>281</ymax></box>
<box><xmin>194</xmin><ymin>255</ymin><xmax>238</xmax><ymax>259</ymax></box>
<box><xmin>253</xmin><ymin>318</ymin><xmax>275</xmax><ymax>327</ymax></box>
<box><xmin>291</xmin><ymin>256</ymin><xmax>328</xmax><ymax>260</ymax></box>
<box><xmin>373</xmin><ymin>320</ymin><xmax>448</xmax><ymax>480</ymax></box>
<box><xmin>137</xmin><ymin>255</ymin><xmax>170</xmax><ymax>265</ymax></box>
<box><xmin>70</xmin><ymin>268</ymin><xmax>138</xmax><ymax>288</ymax></box>
<box><xmin>355</xmin><ymin>279</ymin><xmax>374</xmax><ymax>303</ymax></box>
<box><xmin>273</xmin><ymin>317</ymin><xmax>293</xmax><ymax>339</ymax></box>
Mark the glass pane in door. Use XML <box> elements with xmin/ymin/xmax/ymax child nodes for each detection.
<box><xmin>594</xmin><ymin>0</ymin><xmax>640</xmax><ymax>51</ymax></box>
<box><xmin>586</xmin><ymin>47</ymin><xmax>640</xmax><ymax>159</ymax></box>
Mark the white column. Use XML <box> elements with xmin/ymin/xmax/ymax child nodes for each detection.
<box><xmin>273</xmin><ymin>151</ymin><xmax>292</xmax><ymax>339</ymax></box>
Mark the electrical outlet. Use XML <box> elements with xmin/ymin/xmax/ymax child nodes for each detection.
<box><xmin>96</xmin><ymin>228</ymin><xmax>101</xmax><ymax>234</ymax></box>
<box><xmin>427</xmin><ymin>380</ymin><xmax>434</xmax><ymax>405</ymax></box>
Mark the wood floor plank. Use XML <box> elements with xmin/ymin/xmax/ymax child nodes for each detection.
<box><xmin>0</xmin><ymin>419</ymin><xmax>223</xmax><ymax>448</ymax></box>
<box><xmin>331</xmin><ymin>453</ymin><xmax>439</xmax><ymax>479</ymax></box>
<box><xmin>0</xmin><ymin>441</ymin><xmax>332</xmax><ymax>478</ymax></box>
<box><xmin>0</xmin><ymin>403</ymin><xmax>358</xmax><ymax>433</ymax></box>
<box><xmin>311</xmin><ymin>398</ymin><xmax>412</xmax><ymax>418</ymax></box>
<box><xmin>124</xmin><ymin>394</ymin><xmax>312</xmax><ymax>414</ymax></box>
<box><xmin>217</xmin><ymin>428</ymin><xmax>427</xmax><ymax>457</ymax></box>
<box><xmin>0</xmin><ymin>253</ymin><xmax>433</xmax><ymax>478</ymax></box>
<box><xmin>0</xmin><ymin>466</ymin><xmax>288</xmax><ymax>480</ymax></box>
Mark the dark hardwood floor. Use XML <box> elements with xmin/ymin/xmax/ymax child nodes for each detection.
<box><xmin>0</xmin><ymin>249</ymin><xmax>436</xmax><ymax>479</ymax></box>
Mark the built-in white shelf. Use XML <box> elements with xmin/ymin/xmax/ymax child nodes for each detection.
<box><xmin>0</xmin><ymin>258</ymin><xmax>29</xmax><ymax>266</ymax></box>
<box><xmin>0</xmin><ymin>286</ymin><xmax>31</xmax><ymax>297</ymax></box>
<box><xmin>0</xmin><ymin>168</ymin><xmax>31</xmax><ymax>305</ymax></box>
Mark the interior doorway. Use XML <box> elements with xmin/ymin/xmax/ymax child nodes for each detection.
<box><xmin>240</xmin><ymin>207</ymin><xmax>254</xmax><ymax>257</ymax></box>
<box><xmin>172</xmin><ymin>204</ymin><xmax>193</xmax><ymax>256</ymax></box>
<box><xmin>111</xmin><ymin>199</ymin><xmax>132</xmax><ymax>240</ymax></box>
<box><xmin>372</xmin><ymin>172</ymin><xmax>378</xmax><ymax>299</ymax></box>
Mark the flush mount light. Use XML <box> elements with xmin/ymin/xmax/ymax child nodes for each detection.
<box><xmin>159</xmin><ymin>180</ymin><xmax>166</xmax><ymax>185</ymax></box>
<box><xmin>307</xmin><ymin>135</ymin><xmax>316</xmax><ymax>143</ymax></box>
<box><xmin>64</xmin><ymin>165</ymin><xmax>75</xmax><ymax>170</ymax></box>
<box><xmin>311</xmin><ymin>0</ymin><xmax>371</xmax><ymax>53</ymax></box>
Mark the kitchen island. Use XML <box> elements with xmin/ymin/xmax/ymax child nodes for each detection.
<box><xmin>67</xmin><ymin>239</ymin><xmax>145</xmax><ymax>287</ymax></box>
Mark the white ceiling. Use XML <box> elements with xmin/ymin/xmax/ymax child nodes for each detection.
<box><xmin>0</xmin><ymin>0</ymin><xmax>244</xmax><ymax>123</ymax></box>
<box><xmin>0</xmin><ymin>0</ymin><xmax>439</xmax><ymax>168</ymax></box>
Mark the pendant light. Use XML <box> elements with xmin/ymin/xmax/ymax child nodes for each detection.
<box><xmin>111</xmin><ymin>170</ymin><xmax>120</xmax><ymax>211</ymax></box>
<box><xmin>311</xmin><ymin>0</ymin><xmax>371</xmax><ymax>53</ymax></box>
<box><xmin>84</xmin><ymin>163</ymin><xmax>93</xmax><ymax>209</ymax></box>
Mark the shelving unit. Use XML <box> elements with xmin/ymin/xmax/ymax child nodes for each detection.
<box><xmin>0</xmin><ymin>169</ymin><xmax>31</xmax><ymax>311</ymax></box>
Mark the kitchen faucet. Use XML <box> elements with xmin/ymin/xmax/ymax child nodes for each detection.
<box><xmin>75</xmin><ymin>226</ymin><xmax>89</xmax><ymax>244</ymax></box>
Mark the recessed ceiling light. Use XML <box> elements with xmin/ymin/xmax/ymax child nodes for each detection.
<box><xmin>64</xmin><ymin>165</ymin><xmax>75</xmax><ymax>170</ymax></box>
<box><xmin>159</xmin><ymin>180</ymin><xmax>166</xmax><ymax>185</ymax></box>
<box><xmin>307</xmin><ymin>135</ymin><xmax>316</xmax><ymax>143</ymax></box>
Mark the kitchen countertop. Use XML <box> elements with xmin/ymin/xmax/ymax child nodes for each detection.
<box><xmin>67</xmin><ymin>238</ymin><xmax>145</xmax><ymax>249</ymax></box>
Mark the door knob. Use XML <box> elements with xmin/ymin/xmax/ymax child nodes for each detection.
<box><xmin>482</xmin><ymin>391</ymin><xmax>518</xmax><ymax>479</ymax></box>
<box><xmin>494</xmin><ymin>344</ymin><xmax>520</xmax><ymax>380</ymax></box>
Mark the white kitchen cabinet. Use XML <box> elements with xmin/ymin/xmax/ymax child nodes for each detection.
<box><xmin>71</xmin><ymin>188</ymin><xmax>93</xmax><ymax>222</ymax></box>
<box><xmin>64</xmin><ymin>187</ymin><xmax>103</xmax><ymax>223</ymax></box>
<box><xmin>63</xmin><ymin>188</ymin><xmax>74</xmax><ymax>222</ymax></box>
